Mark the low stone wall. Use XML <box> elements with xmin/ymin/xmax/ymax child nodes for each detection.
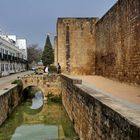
<box><xmin>61</xmin><ymin>74</ymin><xmax>140</xmax><ymax>140</ymax></box>
<box><xmin>0</xmin><ymin>84</ymin><xmax>22</xmax><ymax>126</ymax></box>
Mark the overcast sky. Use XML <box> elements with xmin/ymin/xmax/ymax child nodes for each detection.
<box><xmin>0</xmin><ymin>0</ymin><xmax>117</xmax><ymax>48</ymax></box>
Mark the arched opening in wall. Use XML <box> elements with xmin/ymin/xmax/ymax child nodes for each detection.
<box><xmin>22</xmin><ymin>86</ymin><xmax>44</xmax><ymax>114</ymax></box>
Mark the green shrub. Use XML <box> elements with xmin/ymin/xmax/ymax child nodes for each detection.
<box><xmin>48</xmin><ymin>65</ymin><xmax>57</xmax><ymax>73</ymax></box>
<box><xmin>47</xmin><ymin>93</ymin><xmax>62</xmax><ymax>104</ymax></box>
<box><xmin>49</xmin><ymin>95</ymin><xmax>62</xmax><ymax>103</ymax></box>
<box><xmin>46</xmin><ymin>92</ymin><xmax>54</xmax><ymax>98</ymax></box>
<box><xmin>11</xmin><ymin>80</ymin><xmax>23</xmax><ymax>87</ymax></box>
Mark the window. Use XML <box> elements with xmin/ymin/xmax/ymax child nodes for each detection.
<box><xmin>5</xmin><ymin>64</ymin><xmax>8</xmax><ymax>71</ymax></box>
<box><xmin>10</xmin><ymin>64</ymin><xmax>12</xmax><ymax>70</ymax></box>
<box><xmin>1</xmin><ymin>64</ymin><xmax>4</xmax><ymax>72</ymax></box>
<box><xmin>13</xmin><ymin>64</ymin><xmax>15</xmax><ymax>70</ymax></box>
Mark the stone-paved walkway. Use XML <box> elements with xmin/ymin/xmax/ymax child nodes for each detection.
<box><xmin>74</xmin><ymin>75</ymin><xmax>140</xmax><ymax>111</ymax></box>
<box><xmin>0</xmin><ymin>71</ymin><xmax>33</xmax><ymax>91</ymax></box>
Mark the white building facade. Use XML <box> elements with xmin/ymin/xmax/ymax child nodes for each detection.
<box><xmin>0</xmin><ymin>35</ymin><xmax>27</xmax><ymax>77</ymax></box>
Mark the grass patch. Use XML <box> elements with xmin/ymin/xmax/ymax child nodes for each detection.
<box><xmin>47</xmin><ymin>92</ymin><xmax>62</xmax><ymax>104</ymax></box>
<box><xmin>11</xmin><ymin>80</ymin><xmax>23</xmax><ymax>86</ymax></box>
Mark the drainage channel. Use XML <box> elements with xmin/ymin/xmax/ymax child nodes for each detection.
<box><xmin>0</xmin><ymin>91</ymin><xmax>78</xmax><ymax>140</ymax></box>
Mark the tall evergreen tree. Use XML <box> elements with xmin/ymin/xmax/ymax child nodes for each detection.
<box><xmin>42</xmin><ymin>35</ymin><xmax>54</xmax><ymax>66</ymax></box>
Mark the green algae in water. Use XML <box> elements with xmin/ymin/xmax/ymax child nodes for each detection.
<box><xmin>0</xmin><ymin>101</ymin><xmax>78</xmax><ymax>140</ymax></box>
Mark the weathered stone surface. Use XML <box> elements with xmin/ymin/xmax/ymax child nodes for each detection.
<box><xmin>61</xmin><ymin>74</ymin><xmax>140</xmax><ymax>140</ymax></box>
<box><xmin>56</xmin><ymin>18</ymin><xmax>98</xmax><ymax>75</ymax></box>
<box><xmin>54</xmin><ymin>36</ymin><xmax>58</xmax><ymax>66</ymax></box>
<box><xmin>55</xmin><ymin>0</ymin><xmax>140</xmax><ymax>85</ymax></box>
<box><xmin>21</xmin><ymin>74</ymin><xmax>62</xmax><ymax>96</ymax></box>
<box><xmin>95</xmin><ymin>0</ymin><xmax>140</xmax><ymax>84</ymax></box>
<box><xmin>0</xmin><ymin>85</ymin><xmax>22</xmax><ymax>126</ymax></box>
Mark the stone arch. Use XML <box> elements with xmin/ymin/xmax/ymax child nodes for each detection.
<box><xmin>20</xmin><ymin>76</ymin><xmax>46</xmax><ymax>96</ymax></box>
<box><xmin>23</xmin><ymin>84</ymin><xmax>45</xmax><ymax>96</ymax></box>
<box><xmin>22</xmin><ymin>85</ymin><xmax>44</xmax><ymax>115</ymax></box>
<box><xmin>20</xmin><ymin>75</ymin><xmax>61</xmax><ymax>97</ymax></box>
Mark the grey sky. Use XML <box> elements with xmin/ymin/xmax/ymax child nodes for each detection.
<box><xmin>0</xmin><ymin>0</ymin><xmax>117</xmax><ymax>48</ymax></box>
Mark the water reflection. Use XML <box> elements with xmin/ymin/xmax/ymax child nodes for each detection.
<box><xmin>11</xmin><ymin>124</ymin><xmax>58</xmax><ymax>140</ymax></box>
<box><xmin>30</xmin><ymin>91</ymin><xmax>43</xmax><ymax>109</ymax></box>
<box><xmin>0</xmin><ymin>92</ymin><xmax>78</xmax><ymax>140</ymax></box>
<box><xmin>23</xmin><ymin>91</ymin><xmax>44</xmax><ymax>115</ymax></box>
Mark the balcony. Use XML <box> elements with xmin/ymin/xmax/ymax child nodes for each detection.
<box><xmin>1</xmin><ymin>54</ymin><xmax>8</xmax><ymax>61</ymax></box>
<box><xmin>8</xmin><ymin>55</ymin><xmax>12</xmax><ymax>61</ymax></box>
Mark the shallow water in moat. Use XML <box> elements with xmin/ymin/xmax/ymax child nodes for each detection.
<box><xmin>0</xmin><ymin>93</ymin><xmax>77</xmax><ymax>140</ymax></box>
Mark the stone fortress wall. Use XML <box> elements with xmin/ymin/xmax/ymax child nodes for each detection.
<box><xmin>55</xmin><ymin>0</ymin><xmax>140</xmax><ymax>85</ymax></box>
<box><xmin>95</xmin><ymin>0</ymin><xmax>140</xmax><ymax>85</ymax></box>
<box><xmin>56</xmin><ymin>18</ymin><xmax>98</xmax><ymax>75</ymax></box>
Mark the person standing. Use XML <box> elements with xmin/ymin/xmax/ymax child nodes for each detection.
<box><xmin>45</xmin><ymin>66</ymin><xmax>49</xmax><ymax>74</ymax></box>
<box><xmin>57</xmin><ymin>63</ymin><xmax>61</xmax><ymax>74</ymax></box>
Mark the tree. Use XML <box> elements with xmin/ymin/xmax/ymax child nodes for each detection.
<box><xmin>42</xmin><ymin>35</ymin><xmax>54</xmax><ymax>66</ymax></box>
<box><xmin>27</xmin><ymin>44</ymin><xmax>42</xmax><ymax>64</ymax></box>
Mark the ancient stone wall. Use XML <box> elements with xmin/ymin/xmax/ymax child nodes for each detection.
<box><xmin>54</xmin><ymin>36</ymin><xmax>58</xmax><ymax>66</ymax></box>
<box><xmin>61</xmin><ymin>74</ymin><xmax>140</xmax><ymax>140</ymax></box>
<box><xmin>57</xmin><ymin>18</ymin><xmax>98</xmax><ymax>75</ymax></box>
<box><xmin>0</xmin><ymin>85</ymin><xmax>22</xmax><ymax>126</ymax></box>
<box><xmin>95</xmin><ymin>0</ymin><xmax>140</xmax><ymax>84</ymax></box>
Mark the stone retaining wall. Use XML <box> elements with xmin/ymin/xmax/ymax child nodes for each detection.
<box><xmin>0</xmin><ymin>84</ymin><xmax>22</xmax><ymax>126</ymax></box>
<box><xmin>61</xmin><ymin>74</ymin><xmax>140</xmax><ymax>140</ymax></box>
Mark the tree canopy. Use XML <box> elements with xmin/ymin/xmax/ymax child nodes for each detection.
<box><xmin>27</xmin><ymin>44</ymin><xmax>42</xmax><ymax>64</ymax></box>
<box><xmin>42</xmin><ymin>35</ymin><xmax>54</xmax><ymax>66</ymax></box>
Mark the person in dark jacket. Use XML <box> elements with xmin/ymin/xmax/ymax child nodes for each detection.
<box><xmin>57</xmin><ymin>63</ymin><xmax>61</xmax><ymax>74</ymax></box>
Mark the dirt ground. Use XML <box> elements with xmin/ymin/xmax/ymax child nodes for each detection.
<box><xmin>75</xmin><ymin>75</ymin><xmax>140</xmax><ymax>105</ymax></box>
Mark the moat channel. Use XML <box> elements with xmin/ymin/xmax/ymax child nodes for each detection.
<box><xmin>0</xmin><ymin>90</ymin><xmax>77</xmax><ymax>140</ymax></box>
